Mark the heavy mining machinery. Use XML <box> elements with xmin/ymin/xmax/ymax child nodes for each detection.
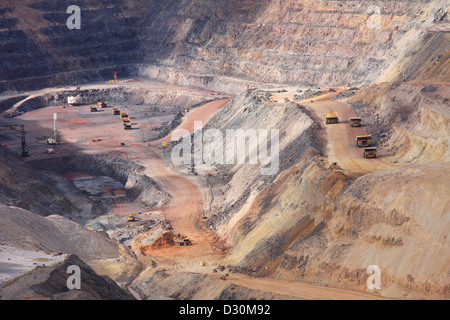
<box><xmin>20</xmin><ymin>124</ymin><xmax>29</xmax><ymax>157</ymax></box>
<box><xmin>350</xmin><ymin>117</ymin><xmax>362</xmax><ymax>127</ymax></box>
<box><xmin>356</xmin><ymin>135</ymin><xmax>372</xmax><ymax>148</ymax></box>
<box><xmin>325</xmin><ymin>111</ymin><xmax>339</xmax><ymax>124</ymax></box>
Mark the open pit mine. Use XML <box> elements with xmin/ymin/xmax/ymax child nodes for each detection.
<box><xmin>0</xmin><ymin>0</ymin><xmax>449</xmax><ymax>303</ymax></box>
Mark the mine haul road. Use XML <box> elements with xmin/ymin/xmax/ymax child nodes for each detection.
<box><xmin>300</xmin><ymin>94</ymin><xmax>399</xmax><ymax>176</ymax></box>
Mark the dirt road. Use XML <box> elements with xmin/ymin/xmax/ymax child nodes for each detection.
<box><xmin>153</xmin><ymin>98</ymin><xmax>232</xmax><ymax>144</ymax></box>
<box><xmin>301</xmin><ymin>99</ymin><xmax>399</xmax><ymax>175</ymax></box>
<box><xmin>225</xmin><ymin>276</ymin><xmax>389</xmax><ymax>300</ymax></box>
<box><xmin>131</xmin><ymin>99</ymin><xmax>231</xmax><ymax>261</ymax></box>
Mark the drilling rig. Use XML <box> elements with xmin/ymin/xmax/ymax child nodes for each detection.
<box><xmin>21</xmin><ymin>124</ymin><xmax>29</xmax><ymax>157</ymax></box>
<box><xmin>47</xmin><ymin>113</ymin><xmax>62</xmax><ymax>145</ymax></box>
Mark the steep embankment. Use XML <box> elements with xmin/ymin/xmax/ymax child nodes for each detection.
<box><xmin>138</xmin><ymin>0</ymin><xmax>449</xmax><ymax>87</ymax></box>
<box><xmin>0</xmin><ymin>146</ymin><xmax>101</xmax><ymax>217</ymax></box>
<box><xmin>1</xmin><ymin>0</ymin><xmax>448</xmax><ymax>93</ymax></box>
<box><xmin>349</xmin><ymin>82</ymin><xmax>450</xmax><ymax>163</ymax></box>
<box><xmin>276</xmin><ymin>162</ymin><xmax>449</xmax><ymax>299</ymax></box>
<box><xmin>1</xmin><ymin>253</ymin><xmax>135</xmax><ymax>300</ymax></box>
<box><xmin>0</xmin><ymin>203</ymin><xmax>142</xmax><ymax>293</ymax></box>
<box><xmin>0</xmin><ymin>0</ymin><xmax>147</xmax><ymax>93</ymax></box>
<box><xmin>160</xmin><ymin>88</ymin><xmax>449</xmax><ymax>299</ymax></box>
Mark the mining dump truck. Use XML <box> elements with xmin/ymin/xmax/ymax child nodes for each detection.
<box><xmin>350</xmin><ymin>117</ymin><xmax>362</xmax><ymax>127</ymax></box>
<box><xmin>122</xmin><ymin>117</ymin><xmax>131</xmax><ymax>124</ymax></box>
<box><xmin>90</xmin><ymin>105</ymin><xmax>98</xmax><ymax>112</ymax></box>
<box><xmin>112</xmin><ymin>108</ymin><xmax>120</xmax><ymax>115</ymax></box>
<box><xmin>325</xmin><ymin>111</ymin><xmax>339</xmax><ymax>124</ymax></box>
<box><xmin>120</xmin><ymin>112</ymin><xmax>129</xmax><ymax>119</ymax></box>
<box><xmin>128</xmin><ymin>214</ymin><xmax>135</xmax><ymax>222</ymax></box>
<box><xmin>356</xmin><ymin>135</ymin><xmax>372</xmax><ymax>148</ymax></box>
<box><xmin>363</xmin><ymin>147</ymin><xmax>377</xmax><ymax>158</ymax></box>
<box><xmin>123</xmin><ymin>122</ymin><xmax>132</xmax><ymax>130</ymax></box>
<box><xmin>98</xmin><ymin>101</ymin><xmax>108</xmax><ymax>108</ymax></box>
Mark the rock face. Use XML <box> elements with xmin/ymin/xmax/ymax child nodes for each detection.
<box><xmin>1</xmin><ymin>0</ymin><xmax>448</xmax><ymax>93</ymax></box>
<box><xmin>0</xmin><ymin>203</ymin><xmax>120</xmax><ymax>261</ymax></box>
<box><xmin>138</xmin><ymin>0</ymin><xmax>449</xmax><ymax>86</ymax></box>
<box><xmin>0</xmin><ymin>0</ymin><xmax>146</xmax><ymax>93</ymax></box>
<box><xmin>179</xmin><ymin>87</ymin><xmax>449</xmax><ymax>299</ymax></box>
<box><xmin>1</xmin><ymin>254</ymin><xmax>135</xmax><ymax>300</ymax></box>
<box><xmin>0</xmin><ymin>146</ymin><xmax>94</xmax><ymax>217</ymax></box>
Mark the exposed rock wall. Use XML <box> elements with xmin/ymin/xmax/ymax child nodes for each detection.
<box><xmin>0</xmin><ymin>0</ymin><xmax>146</xmax><ymax>93</ymax></box>
<box><xmin>349</xmin><ymin>82</ymin><xmax>450</xmax><ymax>163</ymax></box>
<box><xmin>1</xmin><ymin>0</ymin><xmax>448</xmax><ymax>93</ymax></box>
<box><xmin>1</xmin><ymin>253</ymin><xmax>135</xmax><ymax>300</ymax></box>
<box><xmin>199</xmin><ymin>89</ymin><xmax>449</xmax><ymax>299</ymax></box>
<box><xmin>0</xmin><ymin>146</ymin><xmax>99</xmax><ymax>217</ymax></box>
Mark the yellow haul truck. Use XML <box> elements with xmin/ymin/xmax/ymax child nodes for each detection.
<box><xmin>325</xmin><ymin>111</ymin><xmax>339</xmax><ymax>124</ymax></box>
<box><xmin>356</xmin><ymin>135</ymin><xmax>372</xmax><ymax>148</ymax></box>
<box><xmin>350</xmin><ymin>117</ymin><xmax>362</xmax><ymax>127</ymax></box>
<box><xmin>90</xmin><ymin>105</ymin><xmax>98</xmax><ymax>112</ymax></box>
<box><xmin>98</xmin><ymin>101</ymin><xmax>108</xmax><ymax>108</ymax></box>
<box><xmin>123</xmin><ymin>122</ymin><xmax>132</xmax><ymax>130</ymax></box>
<box><xmin>363</xmin><ymin>147</ymin><xmax>377</xmax><ymax>158</ymax></box>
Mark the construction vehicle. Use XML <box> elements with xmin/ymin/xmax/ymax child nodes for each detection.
<box><xmin>177</xmin><ymin>238</ymin><xmax>191</xmax><ymax>246</ymax></box>
<box><xmin>47</xmin><ymin>113</ymin><xmax>62</xmax><ymax>145</ymax></box>
<box><xmin>112</xmin><ymin>108</ymin><xmax>120</xmax><ymax>115</ymax></box>
<box><xmin>356</xmin><ymin>135</ymin><xmax>372</xmax><ymax>148</ymax></box>
<box><xmin>123</xmin><ymin>122</ymin><xmax>132</xmax><ymax>130</ymax></box>
<box><xmin>174</xmin><ymin>234</ymin><xmax>192</xmax><ymax>246</ymax></box>
<box><xmin>20</xmin><ymin>124</ymin><xmax>29</xmax><ymax>157</ymax></box>
<box><xmin>90</xmin><ymin>105</ymin><xmax>98</xmax><ymax>112</ymax></box>
<box><xmin>128</xmin><ymin>214</ymin><xmax>136</xmax><ymax>222</ymax></box>
<box><xmin>329</xmin><ymin>162</ymin><xmax>338</xmax><ymax>170</ymax></box>
<box><xmin>350</xmin><ymin>117</ymin><xmax>362</xmax><ymax>127</ymax></box>
<box><xmin>325</xmin><ymin>111</ymin><xmax>339</xmax><ymax>124</ymax></box>
<box><xmin>98</xmin><ymin>101</ymin><xmax>108</xmax><ymax>108</ymax></box>
<box><xmin>120</xmin><ymin>112</ymin><xmax>129</xmax><ymax>119</ymax></box>
<box><xmin>363</xmin><ymin>147</ymin><xmax>377</xmax><ymax>158</ymax></box>
<box><xmin>67</xmin><ymin>95</ymin><xmax>80</xmax><ymax>106</ymax></box>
